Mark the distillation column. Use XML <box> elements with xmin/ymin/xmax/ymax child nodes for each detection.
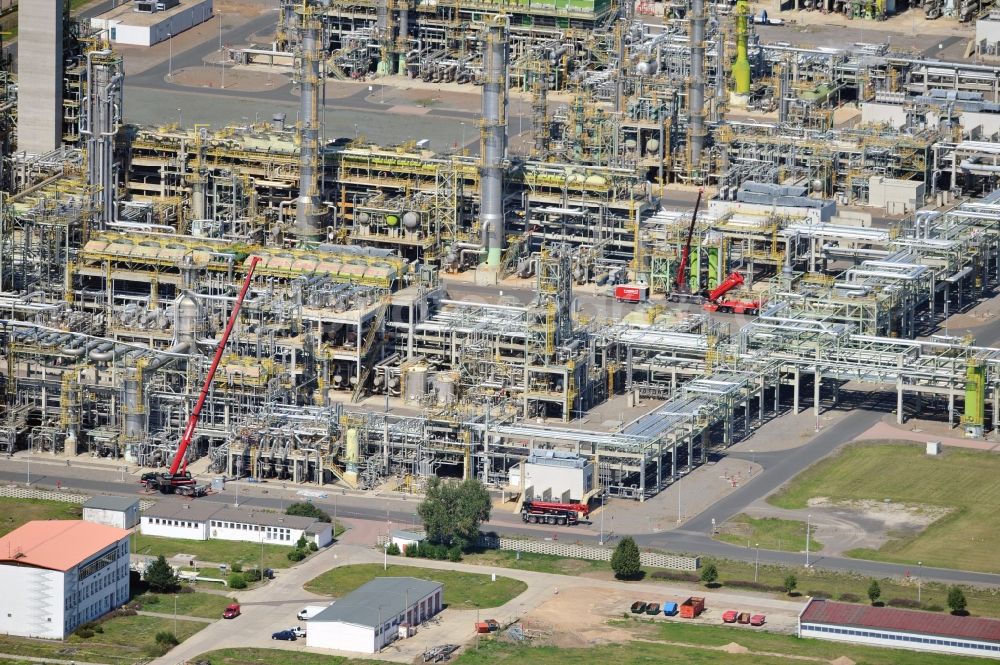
<box><xmin>531</xmin><ymin>67</ymin><xmax>549</xmax><ymax>156</ymax></box>
<box><xmin>732</xmin><ymin>0</ymin><xmax>751</xmax><ymax>101</ymax></box>
<box><xmin>480</xmin><ymin>17</ymin><xmax>509</xmax><ymax>269</ymax></box>
<box><xmin>82</xmin><ymin>50</ymin><xmax>123</xmax><ymax>230</ymax></box>
<box><xmin>293</xmin><ymin>2</ymin><xmax>326</xmax><ymax>238</ymax></box>
<box><xmin>689</xmin><ymin>0</ymin><xmax>706</xmax><ymax>172</ymax></box>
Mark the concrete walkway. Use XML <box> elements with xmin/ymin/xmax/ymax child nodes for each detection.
<box><xmin>0</xmin><ymin>653</ymin><xmax>112</xmax><ymax>665</ymax></box>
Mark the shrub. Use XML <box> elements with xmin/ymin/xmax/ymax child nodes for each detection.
<box><xmin>805</xmin><ymin>590</ymin><xmax>830</xmax><ymax>599</ymax></box>
<box><xmin>783</xmin><ymin>574</ymin><xmax>797</xmax><ymax>595</ymax></box>
<box><xmin>404</xmin><ymin>544</ymin><xmax>417</xmax><ymax>558</ymax></box>
<box><xmin>93</xmin><ymin>624</ymin><xmax>104</xmax><ymax>634</ymax></box>
<box><xmin>386</xmin><ymin>543</ymin><xmax>400</xmax><ymax>556</ymax></box>
<box><xmin>286</xmin><ymin>502</ymin><xmax>332</xmax><ymax>523</ymax></box>
<box><xmin>448</xmin><ymin>546</ymin><xmax>462</xmax><ymax>562</ymax></box>
<box><xmin>867</xmin><ymin>580</ymin><xmax>882</xmax><ymax>605</ymax></box>
<box><xmin>308</xmin><ymin>541</ymin><xmax>319</xmax><ymax>552</ymax></box>
<box><xmin>230</xmin><ymin>563</ymin><xmax>243</xmax><ymax>573</ymax></box>
<box><xmin>887</xmin><ymin>597</ymin><xmax>922</xmax><ymax>609</ymax></box>
<box><xmin>75</xmin><ymin>628</ymin><xmax>95</xmax><ymax>639</ymax></box>
<box><xmin>243</xmin><ymin>568</ymin><xmax>262</xmax><ymax>583</ymax></box>
<box><xmin>838</xmin><ymin>593</ymin><xmax>862</xmax><ymax>603</ymax></box>
<box><xmin>700</xmin><ymin>563</ymin><xmax>719</xmax><ymax>586</ymax></box>
<box><xmin>649</xmin><ymin>570</ymin><xmax>699</xmax><ymax>583</ymax></box>
<box><xmin>287</xmin><ymin>549</ymin><xmax>306</xmax><ymax>562</ymax></box>
<box><xmin>296</xmin><ymin>535</ymin><xmax>309</xmax><ymax>550</ymax></box>
<box><xmin>611</xmin><ymin>537</ymin><xmax>642</xmax><ymax>581</ymax></box>
<box><xmin>924</xmin><ymin>604</ymin><xmax>944</xmax><ymax>612</ymax></box>
<box><xmin>227</xmin><ymin>573</ymin><xmax>247</xmax><ymax>589</ymax></box>
<box><xmin>155</xmin><ymin>631</ymin><xmax>179</xmax><ymax>647</ymax></box>
<box><xmin>724</xmin><ymin>580</ymin><xmax>785</xmax><ymax>593</ymax></box>
<box><xmin>143</xmin><ymin>595</ymin><xmax>161</xmax><ymax>605</ymax></box>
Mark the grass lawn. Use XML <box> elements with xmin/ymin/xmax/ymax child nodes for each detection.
<box><xmin>769</xmin><ymin>441</ymin><xmax>1000</xmax><ymax>573</ymax></box>
<box><xmin>132</xmin><ymin>590</ymin><xmax>236</xmax><ymax>619</ymax></box>
<box><xmin>0</xmin><ymin>497</ymin><xmax>81</xmax><ymax>537</ymax></box>
<box><xmin>132</xmin><ymin>532</ymin><xmax>305</xmax><ymax>570</ymax></box>
<box><xmin>714</xmin><ymin>514</ymin><xmax>820</xmax><ymax>553</ymax></box>
<box><xmin>304</xmin><ymin>564</ymin><xmax>527</xmax><ymax>610</ymax></box>
<box><xmin>0</xmin><ymin>615</ymin><xmax>205</xmax><ymax>664</ymax></box>
<box><xmin>463</xmin><ymin>549</ymin><xmax>607</xmax><ymax>576</ymax></box>
<box><xmin>194</xmin><ymin>648</ymin><xmax>393</xmax><ymax>665</ymax></box>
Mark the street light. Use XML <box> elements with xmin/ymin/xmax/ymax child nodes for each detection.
<box><xmin>218</xmin><ymin>11</ymin><xmax>223</xmax><ymax>50</ymax></box>
<box><xmin>598</xmin><ymin>491</ymin><xmax>605</xmax><ymax>545</ymax></box>
<box><xmin>167</xmin><ymin>33</ymin><xmax>173</xmax><ymax>79</ymax></box>
<box><xmin>805</xmin><ymin>514</ymin><xmax>812</xmax><ymax>568</ymax></box>
<box><xmin>917</xmin><ymin>561</ymin><xmax>922</xmax><ymax>603</ymax></box>
<box><xmin>26</xmin><ymin>450</ymin><xmax>30</xmax><ymax>486</ymax></box>
<box><xmin>754</xmin><ymin>543</ymin><xmax>760</xmax><ymax>583</ymax></box>
<box><xmin>173</xmin><ymin>594</ymin><xmax>178</xmax><ymax>636</ymax></box>
<box><xmin>460</xmin><ymin>122</ymin><xmax>466</xmax><ymax>148</ymax></box>
<box><xmin>383</xmin><ymin>542</ymin><xmax>388</xmax><ymax>571</ymax></box>
<box><xmin>177</xmin><ymin>108</ymin><xmax>182</xmax><ymax>128</ymax></box>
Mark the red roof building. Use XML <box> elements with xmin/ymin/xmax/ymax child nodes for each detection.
<box><xmin>799</xmin><ymin>598</ymin><xmax>1000</xmax><ymax>660</ymax></box>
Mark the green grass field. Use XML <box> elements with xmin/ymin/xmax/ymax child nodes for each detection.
<box><xmin>0</xmin><ymin>497</ymin><xmax>82</xmax><ymax>537</ymax></box>
<box><xmin>132</xmin><ymin>590</ymin><xmax>236</xmax><ymax>619</ymax></box>
<box><xmin>132</xmin><ymin>532</ymin><xmax>304</xmax><ymax>570</ymax></box>
<box><xmin>714</xmin><ymin>514</ymin><xmax>820</xmax><ymax>553</ymax></box>
<box><xmin>194</xmin><ymin>648</ymin><xmax>393</xmax><ymax>665</ymax></box>
<box><xmin>304</xmin><ymin>564</ymin><xmax>527</xmax><ymax>610</ymax></box>
<box><xmin>463</xmin><ymin>549</ymin><xmax>607</xmax><ymax>575</ymax></box>
<box><xmin>769</xmin><ymin>441</ymin><xmax>1000</xmax><ymax>573</ymax></box>
<box><xmin>0</xmin><ymin>615</ymin><xmax>205</xmax><ymax>664</ymax></box>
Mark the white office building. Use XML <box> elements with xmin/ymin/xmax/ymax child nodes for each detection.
<box><xmin>0</xmin><ymin>521</ymin><xmax>130</xmax><ymax>639</ymax></box>
<box><xmin>307</xmin><ymin>577</ymin><xmax>443</xmax><ymax>653</ymax></box>
<box><xmin>140</xmin><ymin>502</ymin><xmax>332</xmax><ymax>548</ymax></box>
<box><xmin>91</xmin><ymin>0</ymin><xmax>213</xmax><ymax>47</ymax></box>
<box><xmin>83</xmin><ymin>496</ymin><xmax>140</xmax><ymax>530</ymax></box>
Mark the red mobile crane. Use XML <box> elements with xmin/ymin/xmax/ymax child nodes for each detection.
<box><xmin>665</xmin><ymin>189</ymin><xmax>761</xmax><ymax>315</ymax></box>
<box><xmin>141</xmin><ymin>256</ymin><xmax>261</xmax><ymax>495</ymax></box>
<box><xmin>521</xmin><ymin>500</ymin><xmax>591</xmax><ymax>526</ymax></box>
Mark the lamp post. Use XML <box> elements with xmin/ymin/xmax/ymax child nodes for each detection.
<box><xmin>754</xmin><ymin>543</ymin><xmax>760</xmax><ymax>583</ymax></box>
<box><xmin>805</xmin><ymin>514</ymin><xmax>812</xmax><ymax>568</ymax></box>
<box><xmin>177</xmin><ymin>108</ymin><xmax>182</xmax><ymax>128</ymax></box>
<box><xmin>383</xmin><ymin>542</ymin><xmax>388</xmax><ymax>571</ymax></box>
<box><xmin>173</xmin><ymin>594</ymin><xmax>178</xmax><ymax>636</ymax></box>
<box><xmin>167</xmin><ymin>33</ymin><xmax>173</xmax><ymax>79</ymax></box>
<box><xmin>917</xmin><ymin>561</ymin><xmax>922</xmax><ymax>603</ymax></box>
<box><xmin>598</xmin><ymin>491</ymin><xmax>605</xmax><ymax>545</ymax></box>
<box><xmin>460</xmin><ymin>122</ymin><xmax>466</xmax><ymax>148</ymax></box>
<box><xmin>26</xmin><ymin>450</ymin><xmax>30</xmax><ymax>486</ymax></box>
<box><xmin>218</xmin><ymin>11</ymin><xmax>223</xmax><ymax>50</ymax></box>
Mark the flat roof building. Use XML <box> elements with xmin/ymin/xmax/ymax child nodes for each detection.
<box><xmin>140</xmin><ymin>502</ymin><xmax>332</xmax><ymax>548</ymax></box>
<box><xmin>307</xmin><ymin>577</ymin><xmax>443</xmax><ymax>653</ymax></box>
<box><xmin>90</xmin><ymin>0</ymin><xmax>213</xmax><ymax>46</ymax></box>
<box><xmin>83</xmin><ymin>496</ymin><xmax>140</xmax><ymax>530</ymax></box>
<box><xmin>799</xmin><ymin>598</ymin><xmax>1000</xmax><ymax>660</ymax></box>
<box><xmin>0</xmin><ymin>521</ymin><xmax>130</xmax><ymax>639</ymax></box>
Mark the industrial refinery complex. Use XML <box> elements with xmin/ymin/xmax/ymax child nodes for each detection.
<box><xmin>4</xmin><ymin>0</ymin><xmax>1000</xmax><ymax>660</ymax></box>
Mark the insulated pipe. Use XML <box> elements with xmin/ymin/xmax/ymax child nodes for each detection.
<box><xmin>479</xmin><ymin>16</ymin><xmax>509</xmax><ymax>268</ymax></box>
<box><xmin>689</xmin><ymin>0</ymin><xmax>706</xmax><ymax>169</ymax></box>
<box><xmin>294</xmin><ymin>3</ymin><xmax>325</xmax><ymax>238</ymax></box>
<box><xmin>960</xmin><ymin>159</ymin><xmax>1000</xmax><ymax>175</ymax></box>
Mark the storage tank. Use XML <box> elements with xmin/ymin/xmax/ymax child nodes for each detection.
<box><xmin>174</xmin><ymin>292</ymin><xmax>200</xmax><ymax>344</ymax></box>
<box><xmin>405</xmin><ymin>365</ymin><xmax>428</xmax><ymax>401</ymax></box>
<box><xmin>402</xmin><ymin>211</ymin><xmax>420</xmax><ymax>229</ymax></box>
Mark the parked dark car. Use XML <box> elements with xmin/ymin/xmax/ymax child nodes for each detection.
<box><xmin>272</xmin><ymin>630</ymin><xmax>297</xmax><ymax>641</ymax></box>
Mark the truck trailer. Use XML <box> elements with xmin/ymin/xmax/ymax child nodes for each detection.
<box><xmin>520</xmin><ymin>500</ymin><xmax>590</xmax><ymax>525</ymax></box>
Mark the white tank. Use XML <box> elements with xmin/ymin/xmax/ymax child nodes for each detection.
<box><xmin>434</xmin><ymin>371</ymin><xmax>458</xmax><ymax>405</ymax></box>
<box><xmin>402</xmin><ymin>211</ymin><xmax>420</xmax><ymax>229</ymax></box>
<box><xmin>175</xmin><ymin>292</ymin><xmax>200</xmax><ymax>343</ymax></box>
<box><xmin>406</xmin><ymin>365</ymin><xmax>428</xmax><ymax>401</ymax></box>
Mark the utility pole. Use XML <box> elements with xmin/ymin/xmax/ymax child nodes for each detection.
<box><xmin>599</xmin><ymin>492</ymin><xmax>605</xmax><ymax>545</ymax></box>
<box><xmin>805</xmin><ymin>514</ymin><xmax>812</xmax><ymax>567</ymax></box>
<box><xmin>754</xmin><ymin>543</ymin><xmax>760</xmax><ymax>582</ymax></box>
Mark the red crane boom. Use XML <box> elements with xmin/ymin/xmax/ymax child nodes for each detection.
<box><xmin>675</xmin><ymin>187</ymin><xmax>704</xmax><ymax>292</ymax></box>
<box><xmin>168</xmin><ymin>256</ymin><xmax>260</xmax><ymax>477</ymax></box>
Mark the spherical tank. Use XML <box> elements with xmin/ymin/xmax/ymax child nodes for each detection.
<box><xmin>645</xmin><ymin>138</ymin><xmax>660</xmax><ymax>153</ymax></box>
<box><xmin>402</xmin><ymin>211</ymin><xmax>420</xmax><ymax>229</ymax></box>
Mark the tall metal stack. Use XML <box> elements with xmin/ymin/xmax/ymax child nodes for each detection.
<box><xmin>688</xmin><ymin>0</ymin><xmax>706</xmax><ymax>172</ymax></box>
<box><xmin>293</xmin><ymin>2</ymin><xmax>326</xmax><ymax>238</ymax></box>
<box><xmin>82</xmin><ymin>49</ymin><xmax>123</xmax><ymax>230</ymax></box>
<box><xmin>480</xmin><ymin>16</ymin><xmax>509</xmax><ymax>268</ymax></box>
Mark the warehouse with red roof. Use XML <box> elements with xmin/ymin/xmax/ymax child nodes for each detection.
<box><xmin>799</xmin><ymin>598</ymin><xmax>1000</xmax><ymax>659</ymax></box>
<box><xmin>0</xmin><ymin>520</ymin><xmax>130</xmax><ymax>639</ymax></box>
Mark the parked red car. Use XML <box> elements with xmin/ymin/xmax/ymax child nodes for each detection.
<box><xmin>223</xmin><ymin>603</ymin><xmax>241</xmax><ymax>619</ymax></box>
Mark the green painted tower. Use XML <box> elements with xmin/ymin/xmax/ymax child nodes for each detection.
<box><xmin>733</xmin><ymin>0</ymin><xmax>751</xmax><ymax>96</ymax></box>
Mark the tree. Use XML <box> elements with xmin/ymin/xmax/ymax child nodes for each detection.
<box><xmin>948</xmin><ymin>587</ymin><xmax>967</xmax><ymax>614</ymax></box>
<box><xmin>286</xmin><ymin>502</ymin><xmax>332</xmax><ymax>523</ymax></box>
<box><xmin>700</xmin><ymin>563</ymin><xmax>719</xmax><ymax>586</ymax></box>
<box><xmin>867</xmin><ymin>580</ymin><xmax>882</xmax><ymax>605</ymax></box>
<box><xmin>296</xmin><ymin>535</ymin><xmax>309</xmax><ymax>550</ymax></box>
<box><xmin>611</xmin><ymin>537</ymin><xmax>642</xmax><ymax>580</ymax></box>
<box><xmin>144</xmin><ymin>555</ymin><xmax>179</xmax><ymax>593</ymax></box>
<box><xmin>783</xmin><ymin>574</ymin><xmax>797</xmax><ymax>595</ymax></box>
<box><xmin>417</xmin><ymin>477</ymin><xmax>492</xmax><ymax>550</ymax></box>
